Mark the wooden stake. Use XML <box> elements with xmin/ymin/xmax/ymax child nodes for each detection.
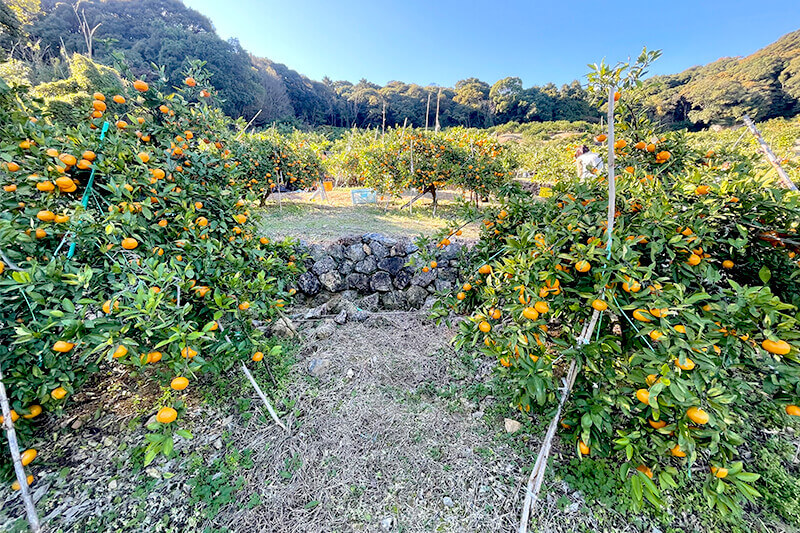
<box><xmin>0</xmin><ymin>368</ymin><xmax>41</xmax><ymax>532</ymax></box>
<box><xmin>241</xmin><ymin>363</ymin><xmax>288</xmax><ymax>432</ymax></box>
<box><xmin>434</xmin><ymin>88</ymin><xmax>442</xmax><ymax>133</ymax></box>
<box><xmin>425</xmin><ymin>92</ymin><xmax>431</xmax><ymax>131</ymax></box>
<box><xmin>742</xmin><ymin>115</ymin><xmax>797</xmax><ymax>190</ymax></box>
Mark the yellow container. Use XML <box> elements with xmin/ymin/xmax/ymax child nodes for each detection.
<box><xmin>539</xmin><ymin>187</ymin><xmax>553</xmax><ymax>198</ymax></box>
<box><xmin>323</xmin><ymin>180</ymin><xmax>333</xmax><ymax>192</ymax></box>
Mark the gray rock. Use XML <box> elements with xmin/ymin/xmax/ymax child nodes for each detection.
<box><xmin>359</xmin><ymin>293</ymin><xmax>380</xmax><ymax>311</ymax></box>
<box><xmin>405</xmin><ymin>285</ymin><xmax>428</xmax><ymax>309</ymax></box>
<box><xmin>443</xmin><ymin>496</ymin><xmax>455</xmax><ymax>508</ymax></box>
<box><xmin>345</xmin><ymin>243</ymin><xmax>366</xmax><ymax>262</ymax></box>
<box><xmin>319</xmin><ymin>270</ymin><xmax>345</xmax><ymax>292</ymax></box>
<box><xmin>434</xmin><ymin>280</ymin><xmax>453</xmax><ymax>293</ymax></box>
<box><xmin>378</xmin><ymin>256</ymin><xmax>405</xmax><ymax>276</ymax></box>
<box><xmin>326</xmin><ymin>243</ymin><xmax>344</xmax><ymax>261</ymax></box>
<box><xmin>312</xmin><ymin>256</ymin><xmax>338</xmax><ymax>276</ymax></box>
<box><xmin>412</xmin><ymin>268</ymin><xmax>437</xmax><ymax>287</ymax></box>
<box><xmin>393</xmin><ymin>268</ymin><xmax>413</xmax><ymax>289</ymax></box>
<box><xmin>334</xmin><ymin>309</ymin><xmax>347</xmax><ymax>324</ymax></box>
<box><xmin>340</xmin><ymin>290</ymin><xmax>358</xmax><ymax>302</ymax></box>
<box><xmin>380</xmin><ymin>516</ymin><xmax>394</xmax><ymax>531</ymax></box>
<box><xmin>504</xmin><ymin>418</ymin><xmax>522</xmax><ymax>433</ymax></box>
<box><xmin>314</xmin><ymin>319</ymin><xmax>336</xmax><ymax>339</ymax></box>
<box><xmin>338</xmin><ymin>260</ymin><xmax>355</xmax><ymax>276</ymax></box>
<box><xmin>405</xmin><ymin>242</ymin><xmax>419</xmax><ymax>254</ymax></box>
<box><xmin>308</xmin><ymin>358</ymin><xmax>330</xmax><ymax>377</ymax></box>
<box><xmin>364</xmin><ymin>233</ymin><xmax>398</xmax><ymax>246</ymax></box>
<box><xmin>308</xmin><ymin>244</ymin><xmax>328</xmax><ymax>262</ymax></box>
<box><xmin>437</xmin><ymin>243</ymin><xmax>462</xmax><ymax>262</ymax></box>
<box><xmin>349</xmin><ymin>309</ymin><xmax>370</xmax><ymax>322</ymax></box>
<box><xmin>381</xmin><ymin>290</ymin><xmax>406</xmax><ymax>310</ymax></box>
<box><xmin>437</xmin><ymin>267</ymin><xmax>458</xmax><ymax>282</ymax></box>
<box><xmin>297</xmin><ymin>272</ymin><xmax>321</xmax><ymax>295</ymax></box>
<box><xmin>304</xmin><ymin>304</ymin><xmax>326</xmax><ymax>319</ymax></box>
<box><xmin>370</xmin><ymin>271</ymin><xmax>393</xmax><ymax>292</ymax></box>
<box><xmin>271</xmin><ymin>317</ymin><xmax>297</xmax><ymax>338</ymax></box>
<box><xmin>368</xmin><ymin>241</ymin><xmax>387</xmax><ymax>260</ymax></box>
<box><xmin>355</xmin><ymin>256</ymin><xmax>377</xmax><ymax>275</ymax></box>
<box><xmin>346</xmin><ymin>272</ymin><xmax>370</xmax><ymax>292</ymax></box>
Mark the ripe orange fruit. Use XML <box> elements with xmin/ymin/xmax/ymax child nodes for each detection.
<box><xmin>786</xmin><ymin>405</ymin><xmax>800</xmax><ymax>416</ymax></box>
<box><xmin>22</xmin><ymin>405</ymin><xmax>42</xmax><ymax>419</ymax></box>
<box><xmin>522</xmin><ymin>307</ymin><xmax>539</xmax><ymax>320</ymax></box>
<box><xmin>156</xmin><ymin>407</ymin><xmax>177</xmax><ymax>424</ymax></box>
<box><xmin>687</xmin><ymin>253</ymin><xmax>701</xmax><ymax>266</ymax></box>
<box><xmin>648</xmin><ymin>419</ymin><xmax>666</xmax><ymax>429</ymax></box>
<box><xmin>711</xmin><ymin>466</ymin><xmax>728</xmax><ymax>478</ymax></box>
<box><xmin>636</xmin><ymin>388</ymin><xmax>650</xmax><ymax>405</ymax></box>
<box><xmin>591</xmin><ymin>299</ymin><xmax>608</xmax><ymax>311</ymax></box>
<box><xmin>238</xmin><ymin>301</ymin><xmax>250</xmax><ymax>310</ymax></box>
<box><xmin>673</xmin><ymin>325</ymin><xmax>686</xmax><ymax>334</ymax></box>
<box><xmin>575</xmin><ymin>260</ymin><xmax>590</xmax><ymax>273</ymax></box>
<box><xmin>430</xmin><ymin>260</ymin><xmax>438</xmax><ymax>269</ymax></box>
<box><xmin>102</xmin><ymin>300</ymin><xmax>118</xmax><ymax>314</ymax></box>
<box><xmin>722</xmin><ymin>260</ymin><xmax>734</xmax><ymax>269</ymax></box>
<box><xmin>112</xmin><ymin>345</ymin><xmax>128</xmax><ymax>358</ymax></box>
<box><xmin>646</xmin><ymin>374</ymin><xmax>658</xmax><ymax>386</ymax></box>
<box><xmin>478</xmin><ymin>321</ymin><xmax>491</xmax><ymax>333</ymax></box>
<box><xmin>478</xmin><ymin>264</ymin><xmax>492</xmax><ymax>275</ymax></box>
<box><xmin>456</xmin><ymin>292</ymin><xmax>466</xmax><ymax>300</ymax></box>
<box><xmin>595</xmin><ymin>134</ymin><xmax>607</xmax><ymax>142</ymax></box>
<box><xmin>695</xmin><ymin>185</ymin><xmax>710</xmax><ymax>195</ymax></box>
<box><xmin>181</xmin><ymin>346</ymin><xmax>197</xmax><ymax>358</ymax></box>
<box><xmin>133</xmin><ymin>80</ymin><xmax>149</xmax><ymax>92</ymax></box>
<box><xmin>578</xmin><ymin>440</ymin><xmax>590</xmax><ymax>455</ymax></box>
<box><xmin>670</xmin><ymin>444</ymin><xmax>686</xmax><ymax>457</ymax></box>
<box><xmin>762</xmin><ymin>339</ymin><xmax>791</xmax><ymax>355</ymax></box>
<box><xmin>687</xmin><ymin>406</ymin><xmax>709</xmax><ymax>425</ymax></box>
<box><xmin>632</xmin><ymin>309</ymin><xmax>651</xmax><ymax>322</ymax></box>
<box><xmin>138</xmin><ymin>152</ymin><xmax>150</xmax><ymax>163</ymax></box>
<box><xmin>121</xmin><ymin>237</ymin><xmax>138</xmax><ymax>250</ymax></box>
<box><xmin>634</xmin><ymin>141</ymin><xmax>646</xmax><ymax>150</ymax></box>
<box><xmin>614</xmin><ymin>139</ymin><xmax>627</xmax><ymax>150</ymax></box>
<box><xmin>674</xmin><ymin>357</ymin><xmax>696</xmax><ymax>370</ymax></box>
<box><xmin>37</xmin><ymin>210</ymin><xmax>56</xmax><ymax>221</ymax></box>
<box><xmin>534</xmin><ymin>301</ymin><xmax>549</xmax><ymax>314</ymax></box>
<box><xmin>252</xmin><ymin>351</ymin><xmax>264</xmax><ymax>362</ymax></box>
<box><xmin>11</xmin><ymin>475</ymin><xmax>34</xmax><ymax>491</ymax></box>
<box><xmin>51</xmin><ymin>386</ymin><xmax>67</xmax><ymax>399</ymax></box>
<box><xmin>185</xmin><ymin>77</ymin><xmax>197</xmax><ymax>87</ymax></box>
<box><xmin>171</xmin><ymin>377</ymin><xmax>189</xmax><ymax>390</ymax></box>
<box><xmin>53</xmin><ymin>340</ymin><xmax>75</xmax><ymax>352</ymax></box>
<box><xmin>113</xmin><ymin>94</ymin><xmax>125</xmax><ymax>104</ymax></box>
<box><xmin>6</xmin><ymin>162</ymin><xmax>20</xmax><ymax>172</ymax></box>
<box><xmin>636</xmin><ymin>465</ymin><xmax>654</xmax><ymax>479</ymax></box>
<box><xmin>0</xmin><ymin>410</ymin><xmax>19</xmax><ymax>423</ymax></box>
<box><xmin>649</xmin><ymin>330</ymin><xmax>663</xmax><ymax>342</ymax></box>
<box><xmin>20</xmin><ymin>449</ymin><xmax>37</xmax><ymax>466</ymax></box>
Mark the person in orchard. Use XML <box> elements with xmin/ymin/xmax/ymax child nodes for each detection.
<box><xmin>575</xmin><ymin>145</ymin><xmax>603</xmax><ymax>180</ymax></box>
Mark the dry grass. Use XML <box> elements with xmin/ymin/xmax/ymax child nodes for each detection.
<box><xmin>258</xmin><ymin>187</ymin><xmax>482</xmax><ymax>243</ymax></box>
<box><xmin>212</xmin><ymin>312</ymin><xmax>530</xmax><ymax>532</ymax></box>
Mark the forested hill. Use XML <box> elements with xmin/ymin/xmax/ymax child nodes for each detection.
<box><xmin>1</xmin><ymin>0</ymin><xmax>799</xmax><ymax>129</ymax></box>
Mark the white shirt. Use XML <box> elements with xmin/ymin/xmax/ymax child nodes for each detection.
<box><xmin>576</xmin><ymin>152</ymin><xmax>604</xmax><ymax>180</ymax></box>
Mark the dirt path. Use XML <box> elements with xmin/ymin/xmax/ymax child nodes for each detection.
<box><xmin>213</xmin><ymin>312</ymin><xmax>527</xmax><ymax>532</ymax></box>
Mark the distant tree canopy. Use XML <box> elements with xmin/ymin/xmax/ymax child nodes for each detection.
<box><xmin>2</xmin><ymin>0</ymin><xmax>799</xmax><ymax>129</ymax></box>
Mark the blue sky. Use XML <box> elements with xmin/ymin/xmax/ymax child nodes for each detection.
<box><xmin>183</xmin><ymin>0</ymin><xmax>800</xmax><ymax>87</ymax></box>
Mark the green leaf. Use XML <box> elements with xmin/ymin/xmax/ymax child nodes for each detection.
<box><xmin>759</xmin><ymin>266</ymin><xmax>771</xmax><ymax>284</ymax></box>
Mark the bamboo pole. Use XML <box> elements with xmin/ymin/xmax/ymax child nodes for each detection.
<box><xmin>0</xmin><ymin>369</ymin><xmax>41</xmax><ymax>532</ymax></box>
<box><xmin>518</xmin><ymin>87</ymin><xmax>617</xmax><ymax>533</ymax></box>
<box><xmin>742</xmin><ymin>115</ymin><xmax>797</xmax><ymax>191</ymax></box>
<box><xmin>241</xmin><ymin>363</ymin><xmax>288</xmax><ymax>432</ymax></box>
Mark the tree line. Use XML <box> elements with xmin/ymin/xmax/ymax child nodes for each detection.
<box><xmin>1</xmin><ymin>0</ymin><xmax>799</xmax><ymax>130</ymax></box>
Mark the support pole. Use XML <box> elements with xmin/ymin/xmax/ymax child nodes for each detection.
<box><xmin>0</xmin><ymin>369</ymin><xmax>41</xmax><ymax>532</ymax></box>
<box><xmin>742</xmin><ymin>115</ymin><xmax>797</xmax><ymax>191</ymax></box>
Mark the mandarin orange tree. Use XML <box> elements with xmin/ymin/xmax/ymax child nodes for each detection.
<box><xmin>0</xmin><ymin>61</ymin><xmax>303</xmax><ymax>478</ymax></box>
<box><xmin>435</xmin><ymin>52</ymin><xmax>800</xmax><ymax>515</ymax></box>
<box><xmin>351</xmin><ymin>127</ymin><xmax>514</xmax><ymax>203</ymax></box>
